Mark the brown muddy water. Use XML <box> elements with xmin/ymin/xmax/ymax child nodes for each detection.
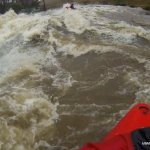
<box><xmin>0</xmin><ymin>5</ymin><xmax>150</xmax><ymax>150</ymax></box>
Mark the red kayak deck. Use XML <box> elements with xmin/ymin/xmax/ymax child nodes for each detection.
<box><xmin>104</xmin><ymin>103</ymin><xmax>150</xmax><ymax>141</ymax></box>
<box><xmin>81</xmin><ymin>103</ymin><xmax>150</xmax><ymax>150</ymax></box>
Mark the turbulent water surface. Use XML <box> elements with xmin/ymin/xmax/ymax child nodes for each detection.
<box><xmin>0</xmin><ymin>5</ymin><xmax>150</xmax><ymax>150</ymax></box>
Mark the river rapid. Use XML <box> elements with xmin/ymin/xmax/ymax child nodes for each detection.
<box><xmin>0</xmin><ymin>5</ymin><xmax>150</xmax><ymax>150</ymax></box>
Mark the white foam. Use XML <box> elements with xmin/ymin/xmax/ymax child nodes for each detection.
<box><xmin>63</xmin><ymin>10</ymin><xmax>90</xmax><ymax>34</ymax></box>
<box><xmin>58</xmin><ymin>44</ymin><xmax>122</xmax><ymax>57</ymax></box>
<box><xmin>114</xmin><ymin>21</ymin><xmax>150</xmax><ymax>41</ymax></box>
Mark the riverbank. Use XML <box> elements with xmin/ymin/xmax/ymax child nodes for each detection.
<box><xmin>0</xmin><ymin>0</ymin><xmax>149</xmax><ymax>14</ymax></box>
<box><xmin>45</xmin><ymin>0</ymin><xmax>150</xmax><ymax>11</ymax></box>
<box><xmin>0</xmin><ymin>1</ymin><xmax>40</xmax><ymax>14</ymax></box>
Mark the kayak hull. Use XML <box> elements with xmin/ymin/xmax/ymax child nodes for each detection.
<box><xmin>81</xmin><ymin>103</ymin><xmax>150</xmax><ymax>150</ymax></box>
<box><xmin>104</xmin><ymin>103</ymin><xmax>150</xmax><ymax>141</ymax></box>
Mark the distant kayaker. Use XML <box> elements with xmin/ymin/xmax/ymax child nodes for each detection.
<box><xmin>63</xmin><ymin>3</ymin><xmax>75</xmax><ymax>10</ymax></box>
<box><xmin>70</xmin><ymin>3</ymin><xmax>75</xmax><ymax>9</ymax></box>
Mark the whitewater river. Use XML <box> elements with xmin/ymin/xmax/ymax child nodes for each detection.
<box><xmin>0</xmin><ymin>5</ymin><xmax>150</xmax><ymax>150</ymax></box>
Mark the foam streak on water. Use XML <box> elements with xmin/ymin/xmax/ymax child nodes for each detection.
<box><xmin>0</xmin><ymin>5</ymin><xmax>150</xmax><ymax>150</ymax></box>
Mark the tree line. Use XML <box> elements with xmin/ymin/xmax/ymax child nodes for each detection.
<box><xmin>0</xmin><ymin>0</ymin><xmax>46</xmax><ymax>13</ymax></box>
